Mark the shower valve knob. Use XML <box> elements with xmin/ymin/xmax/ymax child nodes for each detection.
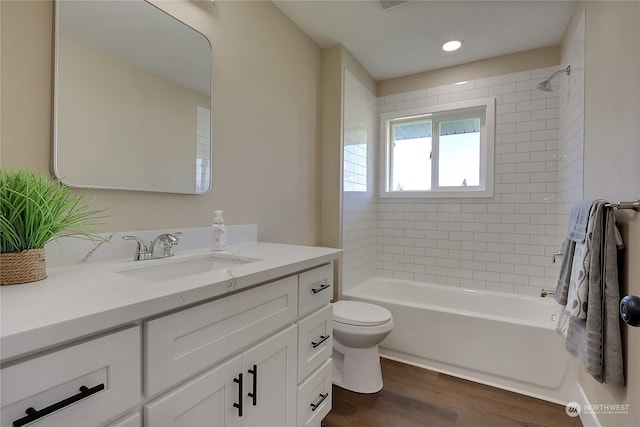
<box><xmin>552</xmin><ymin>250</ymin><xmax>564</xmax><ymax>264</ymax></box>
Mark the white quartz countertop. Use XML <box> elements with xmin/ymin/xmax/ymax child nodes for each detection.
<box><xmin>1</xmin><ymin>242</ymin><xmax>341</xmax><ymax>362</ymax></box>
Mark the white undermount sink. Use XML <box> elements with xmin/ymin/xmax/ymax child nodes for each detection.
<box><xmin>116</xmin><ymin>254</ymin><xmax>258</xmax><ymax>282</ymax></box>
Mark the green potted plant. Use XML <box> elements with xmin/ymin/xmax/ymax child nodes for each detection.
<box><xmin>0</xmin><ymin>169</ymin><xmax>104</xmax><ymax>285</ymax></box>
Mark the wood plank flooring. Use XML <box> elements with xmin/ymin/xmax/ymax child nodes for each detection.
<box><xmin>322</xmin><ymin>358</ymin><xmax>583</xmax><ymax>427</ymax></box>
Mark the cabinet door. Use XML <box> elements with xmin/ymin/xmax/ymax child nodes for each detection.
<box><xmin>144</xmin><ymin>356</ymin><xmax>242</xmax><ymax>427</ymax></box>
<box><xmin>241</xmin><ymin>325</ymin><xmax>297</xmax><ymax>427</ymax></box>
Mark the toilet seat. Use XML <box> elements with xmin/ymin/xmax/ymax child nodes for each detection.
<box><xmin>333</xmin><ymin>300</ymin><xmax>392</xmax><ymax>327</ymax></box>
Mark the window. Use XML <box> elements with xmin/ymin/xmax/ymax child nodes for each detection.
<box><xmin>380</xmin><ymin>98</ymin><xmax>495</xmax><ymax>198</ymax></box>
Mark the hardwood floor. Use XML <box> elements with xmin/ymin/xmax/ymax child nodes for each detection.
<box><xmin>322</xmin><ymin>358</ymin><xmax>583</xmax><ymax>427</ymax></box>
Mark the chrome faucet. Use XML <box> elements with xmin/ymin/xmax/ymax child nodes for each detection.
<box><xmin>122</xmin><ymin>232</ymin><xmax>181</xmax><ymax>261</ymax></box>
<box><xmin>540</xmin><ymin>288</ymin><xmax>556</xmax><ymax>298</ymax></box>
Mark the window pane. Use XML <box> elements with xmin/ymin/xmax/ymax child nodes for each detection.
<box><xmin>438</xmin><ymin>118</ymin><xmax>480</xmax><ymax>187</ymax></box>
<box><xmin>391</xmin><ymin>121</ymin><xmax>432</xmax><ymax>191</ymax></box>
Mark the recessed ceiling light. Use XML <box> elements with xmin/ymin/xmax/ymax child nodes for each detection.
<box><xmin>442</xmin><ymin>40</ymin><xmax>462</xmax><ymax>52</ymax></box>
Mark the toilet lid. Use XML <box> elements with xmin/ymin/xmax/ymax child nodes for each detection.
<box><xmin>333</xmin><ymin>300</ymin><xmax>392</xmax><ymax>326</ymax></box>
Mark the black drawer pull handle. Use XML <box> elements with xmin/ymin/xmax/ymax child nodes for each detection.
<box><xmin>311</xmin><ymin>335</ymin><xmax>330</xmax><ymax>348</ymax></box>
<box><xmin>13</xmin><ymin>383</ymin><xmax>105</xmax><ymax>427</ymax></box>
<box><xmin>311</xmin><ymin>282</ymin><xmax>331</xmax><ymax>294</ymax></box>
<box><xmin>310</xmin><ymin>393</ymin><xmax>329</xmax><ymax>411</ymax></box>
<box><xmin>247</xmin><ymin>364</ymin><xmax>257</xmax><ymax>406</ymax></box>
<box><xmin>233</xmin><ymin>374</ymin><xmax>243</xmax><ymax>417</ymax></box>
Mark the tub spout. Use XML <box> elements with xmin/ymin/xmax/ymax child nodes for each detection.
<box><xmin>540</xmin><ymin>289</ymin><xmax>556</xmax><ymax>298</ymax></box>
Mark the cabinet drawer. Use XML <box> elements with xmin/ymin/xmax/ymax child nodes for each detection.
<box><xmin>297</xmin><ymin>305</ymin><xmax>332</xmax><ymax>382</ymax></box>
<box><xmin>297</xmin><ymin>359</ymin><xmax>332</xmax><ymax>427</ymax></box>
<box><xmin>145</xmin><ymin>276</ymin><xmax>298</xmax><ymax>396</ymax></box>
<box><xmin>298</xmin><ymin>264</ymin><xmax>333</xmax><ymax>317</ymax></box>
<box><xmin>1</xmin><ymin>327</ymin><xmax>140</xmax><ymax>427</ymax></box>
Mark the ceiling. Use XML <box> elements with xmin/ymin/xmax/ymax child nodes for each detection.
<box><xmin>273</xmin><ymin>0</ymin><xmax>576</xmax><ymax>81</ymax></box>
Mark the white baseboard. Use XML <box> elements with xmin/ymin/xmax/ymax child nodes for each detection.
<box><xmin>576</xmin><ymin>384</ymin><xmax>602</xmax><ymax>427</ymax></box>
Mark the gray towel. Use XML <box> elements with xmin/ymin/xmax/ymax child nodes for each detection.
<box><xmin>563</xmin><ymin>201</ymin><xmax>625</xmax><ymax>387</ymax></box>
<box><xmin>554</xmin><ymin>239</ymin><xmax>575</xmax><ymax>306</ymax></box>
<box><xmin>567</xmin><ymin>200</ymin><xmax>596</xmax><ymax>242</ymax></box>
<box><xmin>555</xmin><ymin>200</ymin><xmax>596</xmax><ymax>306</ymax></box>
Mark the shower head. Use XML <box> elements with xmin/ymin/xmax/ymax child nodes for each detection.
<box><xmin>536</xmin><ymin>66</ymin><xmax>571</xmax><ymax>92</ymax></box>
<box><xmin>537</xmin><ymin>80</ymin><xmax>553</xmax><ymax>92</ymax></box>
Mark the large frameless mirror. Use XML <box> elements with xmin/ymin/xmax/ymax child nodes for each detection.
<box><xmin>53</xmin><ymin>0</ymin><xmax>212</xmax><ymax>194</ymax></box>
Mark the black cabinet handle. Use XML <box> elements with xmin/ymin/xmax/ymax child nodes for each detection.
<box><xmin>247</xmin><ymin>364</ymin><xmax>257</xmax><ymax>406</ymax></box>
<box><xmin>310</xmin><ymin>393</ymin><xmax>329</xmax><ymax>412</ymax></box>
<box><xmin>311</xmin><ymin>335</ymin><xmax>330</xmax><ymax>349</ymax></box>
<box><xmin>13</xmin><ymin>383</ymin><xmax>105</xmax><ymax>427</ymax></box>
<box><xmin>311</xmin><ymin>282</ymin><xmax>331</xmax><ymax>294</ymax></box>
<box><xmin>233</xmin><ymin>373</ymin><xmax>243</xmax><ymax>417</ymax></box>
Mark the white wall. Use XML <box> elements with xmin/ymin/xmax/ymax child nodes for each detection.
<box><xmin>569</xmin><ymin>2</ymin><xmax>640</xmax><ymax>426</ymax></box>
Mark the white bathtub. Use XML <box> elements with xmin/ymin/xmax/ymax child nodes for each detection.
<box><xmin>342</xmin><ymin>277</ymin><xmax>578</xmax><ymax>404</ymax></box>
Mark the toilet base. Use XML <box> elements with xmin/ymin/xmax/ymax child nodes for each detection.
<box><xmin>332</xmin><ymin>339</ymin><xmax>383</xmax><ymax>393</ymax></box>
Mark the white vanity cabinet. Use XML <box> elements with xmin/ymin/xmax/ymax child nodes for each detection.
<box><xmin>144</xmin><ymin>263</ymin><xmax>334</xmax><ymax>427</ymax></box>
<box><xmin>0</xmin><ymin>249</ymin><xmax>339</xmax><ymax>427</ymax></box>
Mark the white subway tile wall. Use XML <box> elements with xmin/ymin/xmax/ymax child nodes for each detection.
<box><xmin>342</xmin><ymin>70</ymin><xmax>378</xmax><ymax>286</ymax></box>
<box><xmin>342</xmin><ymin>64</ymin><xmax>583</xmax><ymax>296</ymax></box>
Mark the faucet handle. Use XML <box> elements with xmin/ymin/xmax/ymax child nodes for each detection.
<box><xmin>167</xmin><ymin>232</ymin><xmax>182</xmax><ymax>244</ymax></box>
<box><xmin>163</xmin><ymin>233</ymin><xmax>181</xmax><ymax>256</ymax></box>
<box><xmin>150</xmin><ymin>232</ymin><xmax>182</xmax><ymax>258</ymax></box>
<box><xmin>156</xmin><ymin>232</ymin><xmax>181</xmax><ymax>246</ymax></box>
<box><xmin>122</xmin><ymin>235</ymin><xmax>151</xmax><ymax>261</ymax></box>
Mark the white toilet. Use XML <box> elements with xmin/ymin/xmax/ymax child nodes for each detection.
<box><xmin>332</xmin><ymin>300</ymin><xmax>394</xmax><ymax>393</ymax></box>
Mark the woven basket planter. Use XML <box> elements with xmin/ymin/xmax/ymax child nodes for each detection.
<box><xmin>1</xmin><ymin>248</ymin><xmax>47</xmax><ymax>285</ymax></box>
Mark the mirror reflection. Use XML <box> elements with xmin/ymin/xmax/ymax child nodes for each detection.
<box><xmin>54</xmin><ymin>0</ymin><xmax>212</xmax><ymax>194</ymax></box>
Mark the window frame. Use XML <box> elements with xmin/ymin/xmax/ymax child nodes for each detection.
<box><xmin>380</xmin><ymin>97</ymin><xmax>496</xmax><ymax>198</ymax></box>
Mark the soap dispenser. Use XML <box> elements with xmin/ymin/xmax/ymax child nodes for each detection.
<box><xmin>210</xmin><ymin>210</ymin><xmax>227</xmax><ymax>251</ymax></box>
